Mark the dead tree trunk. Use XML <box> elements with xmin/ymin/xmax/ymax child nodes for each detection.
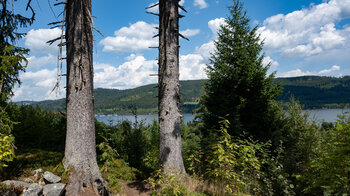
<box><xmin>158</xmin><ymin>0</ymin><xmax>186</xmax><ymax>174</ymax></box>
<box><xmin>64</xmin><ymin>0</ymin><xmax>107</xmax><ymax>195</ymax></box>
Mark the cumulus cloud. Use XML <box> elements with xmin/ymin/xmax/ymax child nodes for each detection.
<box><xmin>195</xmin><ymin>41</ymin><xmax>214</xmax><ymax>61</ymax></box>
<box><xmin>180</xmin><ymin>54</ymin><xmax>207</xmax><ymax>80</ymax></box>
<box><xmin>27</xmin><ymin>54</ymin><xmax>56</xmax><ymax>68</ymax></box>
<box><xmin>25</xmin><ymin>28</ymin><xmax>62</xmax><ymax>54</ymax></box>
<box><xmin>94</xmin><ymin>54</ymin><xmax>158</xmax><ymax>89</ymax></box>
<box><xmin>258</xmin><ymin>0</ymin><xmax>350</xmax><ymax>58</ymax></box>
<box><xmin>208</xmin><ymin>17</ymin><xmax>225</xmax><ymax>37</ymax></box>
<box><xmin>100</xmin><ymin>21</ymin><xmax>158</xmax><ymax>53</ymax></box>
<box><xmin>194</xmin><ymin>18</ymin><xmax>226</xmax><ymax>61</ymax></box>
<box><xmin>263</xmin><ymin>56</ymin><xmax>279</xmax><ymax>71</ymax></box>
<box><xmin>180</xmin><ymin>29</ymin><xmax>200</xmax><ymax>37</ymax></box>
<box><xmin>194</xmin><ymin>0</ymin><xmax>208</xmax><ymax>9</ymax></box>
<box><xmin>100</xmin><ymin>20</ymin><xmax>200</xmax><ymax>54</ymax></box>
<box><xmin>319</xmin><ymin>65</ymin><xmax>340</xmax><ymax>74</ymax></box>
<box><xmin>12</xmin><ymin>69</ymin><xmax>65</xmax><ymax>101</ymax></box>
<box><xmin>278</xmin><ymin>65</ymin><xmax>341</xmax><ymax>77</ymax></box>
<box><xmin>94</xmin><ymin>53</ymin><xmax>208</xmax><ymax>90</ymax></box>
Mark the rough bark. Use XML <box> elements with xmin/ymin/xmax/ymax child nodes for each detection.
<box><xmin>64</xmin><ymin>0</ymin><xmax>107</xmax><ymax>195</ymax></box>
<box><xmin>158</xmin><ymin>0</ymin><xmax>186</xmax><ymax>174</ymax></box>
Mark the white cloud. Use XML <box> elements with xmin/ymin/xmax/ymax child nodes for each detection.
<box><xmin>100</xmin><ymin>21</ymin><xmax>158</xmax><ymax>53</ymax></box>
<box><xmin>27</xmin><ymin>54</ymin><xmax>56</xmax><ymax>68</ymax></box>
<box><xmin>194</xmin><ymin>0</ymin><xmax>208</xmax><ymax>9</ymax></box>
<box><xmin>180</xmin><ymin>0</ymin><xmax>185</xmax><ymax>6</ymax></box>
<box><xmin>312</xmin><ymin>23</ymin><xmax>345</xmax><ymax>50</ymax></box>
<box><xmin>94</xmin><ymin>54</ymin><xmax>157</xmax><ymax>89</ymax></box>
<box><xmin>194</xmin><ymin>18</ymin><xmax>226</xmax><ymax>61</ymax></box>
<box><xmin>278</xmin><ymin>69</ymin><xmax>313</xmax><ymax>78</ymax></box>
<box><xmin>21</xmin><ymin>69</ymin><xmax>57</xmax><ymax>88</ymax></box>
<box><xmin>25</xmin><ymin>28</ymin><xmax>62</xmax><ymax>54</ymax></box>
<box><xmin>319</xmin><ymin>65</ymin><xmax>340</xmax><ymax>74</ymax></box>
<box><xmin>263</xmin><ymin>56</ymin><xmax>279</xmax><ymax>71</ymax></box>
<box><xmin>180</xmin><ymin>54</ymin><xmax>207</xmax><ymax>80</ymax></box>
<box><xmin>258</xmin><ymin>0</ymin><xmax>350</xmax><ymax>58</ymax></box>
<box><xmin>278</xmin><ymin>65</ymin><xmax>341</xmax><ymax>77</ymax></box>
<box><xmin>195</xmin><ymin>41</ymin><xmax>214</xmax><ymax>61</ymax></box>
<box><xmin>12</xmin><ymin>69</ymin><xmax>65</xmax><ymax>101</ymax></box>
<box><xmin>208</xmin><ymin>17</ymin><xmax>226</xmax><ymax>38</ymax></box>
<box><xmin>94</xmin><ymin>52</ymin><xmax>208</xmax><ymax>90</ymax></box>
<box><xmin>180</xmin><ymin>29</ymin><xmax>200</xmax><ymax>37</ymax></box>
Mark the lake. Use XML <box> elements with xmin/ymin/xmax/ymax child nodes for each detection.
<box><xmin>96</xmin><ymin>108</ymin><xmax>350</xmax><ymax>125</ymax></box>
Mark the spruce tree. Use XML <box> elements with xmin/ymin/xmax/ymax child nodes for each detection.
<box><xmin>0</xmin><ymin>0</ymin><xmax>34</xmax><ymax>102</ymax></box>
<box><xmin>199</xmin><ymin>0</ymin><xmax>281</xmax><ymax>141</ymax></box>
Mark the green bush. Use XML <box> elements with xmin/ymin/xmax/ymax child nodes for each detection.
<box><xmin>6</xmin><ymin>103</ymin><xmax>66</xmax><ymax>152</ymax></box>
<box><xmin>0</xmin><ymin>107</ymin><xmax>15</xmax><ymax>168</ymax></box>
<box><xmin>308</xmin><ymin>114</ymin><xmax>350</xmax><ymax>194</ymax></box>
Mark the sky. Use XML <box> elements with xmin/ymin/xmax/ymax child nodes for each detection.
<box><xmin>9</xmin><ymin>0</ymin><xmax>350</xmax><ymax>101</ymax></box>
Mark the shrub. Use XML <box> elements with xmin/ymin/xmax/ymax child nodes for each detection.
<box><xmin>0</xmin><ymin>107</ymin><xmax>15</xmax><ymax>168</ymax></box>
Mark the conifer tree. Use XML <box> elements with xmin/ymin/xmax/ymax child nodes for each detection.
<box><xmin>199</xmin><ymin>0</ymin><xmax>281</xmax><ymax>141</ymax></box>
<box><xmin>0</xmin><ymin>0</ymin><xmax>34</xmax><ymax>102</ymax></box>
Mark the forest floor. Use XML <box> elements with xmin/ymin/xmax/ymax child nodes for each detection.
<box><xmin>117</xmin><ymin>180</ymin><xmax>152</xmax><ymax>196</ymax></box>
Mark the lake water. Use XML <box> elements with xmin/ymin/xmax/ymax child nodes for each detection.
<box><xmin>96</xmin><ymin>108</ymin><xmax>350</xmax><ymax>125</ymax></box>
<box><xmin>305</xmin><ymin>108</ymin><xmax>350</xmax><ymax>123</ymax></box>
<box><xmin>96</xmin><ymin>113</ymin><xmax>196</xmax><ymax>126</ymax></box>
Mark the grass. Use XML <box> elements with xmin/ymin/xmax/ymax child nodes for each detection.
<box><xmin>0</xmin><ymin>149</ymin><xmax>64</xmax><ymax>180</ymax></box>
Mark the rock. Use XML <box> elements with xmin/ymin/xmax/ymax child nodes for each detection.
<box><xmin>1</xmin><ymin>180</ymin><xmax>30</xmax><ymax>189</ymax></box>
<box><xmin>0</xmin><ymin>189</ymin><xmax>16</xmax><ymax>196</ymax></box>
<box><xmin>42</xmin><ymin>171</ymin><xmax>61</xmax><ymax>184</ymax></box>
<box><xmin>23</xmin><ymin>183</ymin><xmax>43</xmax><ymax>196</ymax></box>
<box><xmin>43</xmin><ymin>183</ymin><xmax>66</xmax><ymax>196</ymax></box>
<box><xmin>33</xmin><ymin>169</ymin><xmax>43</xmax><ymax>181</ymax></box>
<box><xmin>24</xmin><ymin>178</ymin><xmax>34</xmax><ymax>183</ymax></box>
<box><xmin>38</xmin><ymin>180</ymin><xmax>45</xmax><ymax>186</ymax></box>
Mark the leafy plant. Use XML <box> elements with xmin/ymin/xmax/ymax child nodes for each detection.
<box><xmin>148</xmin><ymin>168</ymin><xmax>204</xmax><ymax>196</ymax></box>
<box><xmin>0</xmin><ymin>107</ymin><xmax>15</xmax><ymax>168</ymax></box>
<box><xmin>308</xmin><ymin>113</ymin><xmax>350</xmax><ymax>194</ymax></box>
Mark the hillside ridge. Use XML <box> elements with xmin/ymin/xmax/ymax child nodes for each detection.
<box><xmin>17</xmin><ymin>76</ymin><xmax>350</xmax><ymax>114</ymax></box>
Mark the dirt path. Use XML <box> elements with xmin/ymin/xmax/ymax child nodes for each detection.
<box><xmin>117</xmin><ymin>180</ymin><xmax>152</xmax><ymax>196</ymax></box>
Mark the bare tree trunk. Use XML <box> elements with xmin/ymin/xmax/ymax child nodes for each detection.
<box><xmin>158</xmin><ymin>0</ymin><xmax>186</xmax><ymax>174</ymax></box>
<box><xmin>64</xmin><ymin>0</ymin><xmax>107</xmax><ymax>195</ymax></box>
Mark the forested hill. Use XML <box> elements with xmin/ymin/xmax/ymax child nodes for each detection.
<box><xmin>275</xmin><ymin>76</ymin><xmax>350</xmax><ymax>108</ymax></box>
<box><xmin>18</xmin><ymin>76</ymin><xmax>350</xmax><ymax>114</ymax></box>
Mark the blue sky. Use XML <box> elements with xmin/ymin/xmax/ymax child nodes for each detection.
<box><xmin>11</xmin><ymin>0</ymin><xmax>350</xmax><ymax>101</ymax></box>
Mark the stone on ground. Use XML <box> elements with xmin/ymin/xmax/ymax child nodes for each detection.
<box><xmin>43</xmin><ymin>171</ymin><xmax>61</xmax><ymax>184</ymax></box>
<box><xmin>1</xmin><ymin>180</ymin><xmax>30</xmax><ymax>189</ymax></box>
<box><xmin>23</xmin><ymin>183</ymin><xmax>43</xmax><ymax>196</ymax></box>
<box><xmin>43</xmin><ymin>183</ymin><xmax>66</xmax><ymax>196</ymax></box>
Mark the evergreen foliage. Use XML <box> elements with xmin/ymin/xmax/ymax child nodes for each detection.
<box><xmin>198</xmin><ymin>0</ymin><xmax>281</xmax><ymax>140</ymax></box>
<box><xmin>0</xmin><ymin>0</ymin><xmax>34</xmax><ymax>102</ymax></box>
<box><xmin>6</xmin><ymin>103</ymin><xmax>66</xmax><ymax>152</ymax></box>
<box><xmin>0</xmin><ymin>106</ymin><xmax>15</xmax><ymax>168</ymax></box>
<box><xmin>307</xmin><ymin>113</ymin><xmax>350</xmax><ymax>194</ymax></box>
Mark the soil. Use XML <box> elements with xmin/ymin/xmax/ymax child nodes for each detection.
<box><xmin>116</xmin><ymin>180</ymin><xmax>152</xmax><ymax>196</ymax></box>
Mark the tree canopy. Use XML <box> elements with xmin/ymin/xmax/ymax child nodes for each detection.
<box><xmin>0</xmin><ymin>0</ymin><xmax>34</xmax><ymax>102</ymax></box>
<box><xmin>198</xmin><ymin>0</ymin><xmax>281</xmax><ymax>140</ymax></box>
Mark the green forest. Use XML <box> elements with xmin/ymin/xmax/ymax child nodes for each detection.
<box><xmin>20</xmin><ymin>76</ymin><xmax>350</xmax><ymax>115</ymax></box>
<box><xmin>1</xmin><ymin>0</ymin><xmax>350</xmax><ymax>196</ymax></box>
